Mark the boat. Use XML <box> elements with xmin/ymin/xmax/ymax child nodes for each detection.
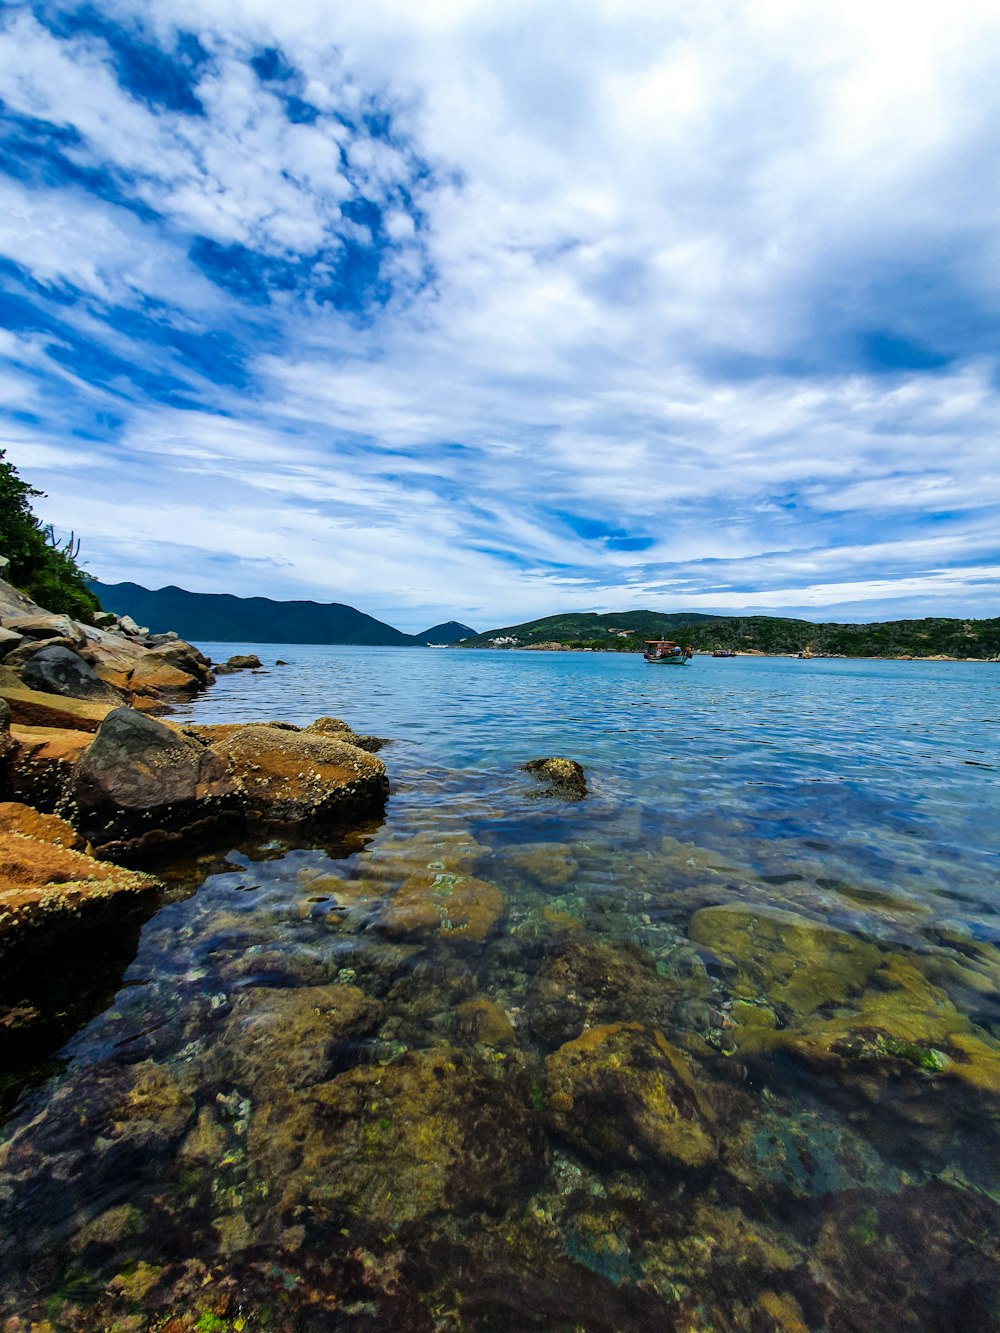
<box><xmin>712</xmin><ymin>649</ymin><xmax>736</xmax><ymax>658</ymax></box>
<box><xmin>643</xmin><ymin>639</ymin><xmax>693</xmax><ymax>665</ymax></box>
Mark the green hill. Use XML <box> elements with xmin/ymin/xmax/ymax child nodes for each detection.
<box><xmin>410</xmin><ymin>621</ymin><xmax>477</xmax><ymax>645</ymax></box>
<box><xmin>459</xmin><ymin>610</ymin><xmax>1000</xmax><ymax>659</ymax></box>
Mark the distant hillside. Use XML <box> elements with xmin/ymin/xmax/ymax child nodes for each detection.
<box><xmin>460</xmin><ymin>610</ymin><xmax>1000</xmax><ymax>659</ymax></box>
<box><xmin>90</xmin><ymin>581</ymin><xmax>414</xmax><ymax>646</ymax></box>
<box><xmin>410</xmin><ymin>621</ymin><xmax>477</xmax><ymax>645</ymax></box>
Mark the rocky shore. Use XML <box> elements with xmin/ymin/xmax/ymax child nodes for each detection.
<box><xmin>0</xmin><ymin>574</ymin><xmax>390</xmax><ymax>1061</ymax></box>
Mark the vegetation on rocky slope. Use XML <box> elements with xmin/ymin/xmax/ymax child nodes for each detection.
<box><xmin>459</xmin><ymin>609</ymin><xmax>1000</xmax><ymax>658</ymax></box>
<box><xmin>0</xmin><ymin>450</ymin><xmax>101</xmax><ymax>622</ymax></box>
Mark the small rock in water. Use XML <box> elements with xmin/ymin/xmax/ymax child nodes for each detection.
<box><xmin>522</xmin><ymin>756</ymin><xmax>587</xmax><ymax>800</ymax></box>
<box><xmin>225</xmin><ymin>653</ymin><xmax>263</xmax><ymax>670</ymax></box>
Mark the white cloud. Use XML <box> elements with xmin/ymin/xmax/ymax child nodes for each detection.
<box><xmin>1</xmin><ymin>0</ymin><xmax>998</xmax><ymax>629</ymax></box>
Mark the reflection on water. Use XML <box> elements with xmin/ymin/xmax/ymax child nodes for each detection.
<box><xmin>1</xmin><ymin>649</ymin><xmax>999</xmax><ymax>1329</ymax></box>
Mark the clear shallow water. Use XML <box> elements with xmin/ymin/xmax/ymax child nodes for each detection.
<box><xmin>2</xmin><ymin>648</ymin><xmax>999</xmax><ymax>1330</ymax></box>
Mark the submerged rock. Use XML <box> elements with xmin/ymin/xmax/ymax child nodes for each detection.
<box><xmin>522</xmin><ymin>756</ymin><xmax>587</xmax><ymax>800</ymax></box>
<box><xmin>221</xmin><ymin>983</ymin><xmax>383</xmax><ymax>1091</ymax></box>
<box><xmin>528</xmin><ymin>933</ymin><xmax>686</xmax><ymax>1048</ymax></box>
<box><xmin>247</xmin><ymin>1046</ymin><xmax>548</xmax><ymax>1229</ymax></box>
<box><xmin>546</xmin><ymin>1023</ymin><xmax>716</xmax><ymax>1170</ymax></box>
<box><xmin>688</xmin><ymin>903</ymin><xmax>879</xmax><ymax>1019</ymax></box>
<box><xmin>380</xmin><ymin>871</ymin><xmax>506</xmax><ymax>942</ymax></box>
<box><xmin>508</xmin><ymin>841</ymin><xmax>579</xmax><ymax>887</ymax></box>
<box><xmin>690</xmin><ymin>902</ymin><xmax>1000</xmax><ymax>1101</ymax></box>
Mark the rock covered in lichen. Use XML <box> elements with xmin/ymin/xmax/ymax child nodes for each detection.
<box><xmin>522</xmin><ymin>756</ymin><xmax>587</xmax><ymax>800</ymax></box>
<box><xmin>0</xmin><ymin>831</ymin><xmax>160</xmax><ymax>966</ymax></box>
<box><xmin>545</xmin><ymin>1023</ymin><xmax>716</xmax><ymax>1169</ymax></box>
<box><xmin>210</xmin><ymin>723</ymin><xmax>388</xmax><ymax>823</ymax></box>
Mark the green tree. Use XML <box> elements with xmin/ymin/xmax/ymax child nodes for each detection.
<box><xmin>0</xmin><ymin>450</ymin><xmax>101</xmax><ymax>621</ymax></box>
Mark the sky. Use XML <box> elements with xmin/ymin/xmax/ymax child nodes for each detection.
<box><xmin>0</xmin><ymin>0</ymin><xmax>998</xmax><ymax>634</ymax></box>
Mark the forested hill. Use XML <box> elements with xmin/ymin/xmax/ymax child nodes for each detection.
<box><xmin>90</xmin><ymin>581</ymin><xmax>417</xmax><ymax>645</ymax></box>
<box><xmin>459</xmin><ymin>610</ymin><xmax>1000</xmax><ymax>659</ymax></box>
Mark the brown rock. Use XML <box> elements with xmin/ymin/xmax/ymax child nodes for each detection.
<box><xmin>210</xmin><ymin>724</ymin><xmax>388</xmax><ymax>823</ymax></box>
<box><xmin>7</xmin><ymin>725</ymin><xmax>93</xmax><ymax>809</ymax></box>
<box><xmin>0</xmin><ymin>627</ymin><xmax>23</xmax><ymax>660</ymax></box>
<box><xmin>0</xmin><ymin>673</ymin><xmax>115</xmax><ymax>732</ymax></box>
<box><xmin>0</xmin><ymin>801</ymin><xmax>84</xmax><ymax>850</ymax></box>
<box><xmin>0</xmin><ymin>831</ymin><xmax>159</xmax><ymax>965</ymax></box>
<box><xmin>1</xmin><ymin>613</ymin><xmax>84</xmax><ymax>644</ymax></box>
<box><xmin>125</xmin><ymin>658</ymin><xmax>200</xmax><ymax>696</ymax></box>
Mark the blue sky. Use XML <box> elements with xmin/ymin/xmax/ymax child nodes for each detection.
<box><xmin>1</xmin><ymin>0</ymin><xmax>998</xmax><ymax>632</ymax></box>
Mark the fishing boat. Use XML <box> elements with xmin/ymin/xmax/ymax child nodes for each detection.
<box><xmin>643</xmin><ymin>639</ymin><xmax>693</xmax><ymax>665</ymax></box>
<box><xmin>712</xmin><ymin>649</ymin><xmax>736</xmax><ymax>658</ymax></box>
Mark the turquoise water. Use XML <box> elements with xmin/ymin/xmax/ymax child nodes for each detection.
<box><xmin>1</xmin><ymin>648</ymin><xmax>999</xmax><ymax>1330</ymax></box>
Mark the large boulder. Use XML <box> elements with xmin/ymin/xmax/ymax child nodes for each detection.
<box><xmin>71</xmin><ymin>708</ymin><xmax>239</xmax><ymax>854</ymax></box>
<box><xmin>210</xmin><ymin>724</ymin><xmax>389</xmax><ymax>824</ymax></box>
<box><xmin>19</xmin><ymin>644</ymin><xmax>125</xmax><ymax>705</ymax></box>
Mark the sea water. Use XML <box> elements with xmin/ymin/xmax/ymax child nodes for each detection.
<box><xmin>1</xmin><ymin>648</ymin><xmax>998</xmax><ymax>1329</ymax></box>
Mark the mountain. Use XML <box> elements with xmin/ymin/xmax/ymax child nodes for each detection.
<box><xmin>459</xmin><ymin>610</ymin><xmax>1000</xmax><ymax>659</ymax></box>
<box><xmin>410</xmin><ymin>621</ymin><xmax>477</xmax><ymax>645</ymax></box>
<box><xmin>89</xmin><ymin>581</ymin><xmax>414</xmax><ymax>646</ymax></box>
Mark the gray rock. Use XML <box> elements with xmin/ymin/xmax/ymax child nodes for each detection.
<box><xmin>1</xmin><ymin>614</ymin><xmax>85</xmax><ymax>645</ymax></box>
<box><xmin>91</xmin><ymin>611</ymin><xmax>118</xmax><ymax>628</ymax></box>
<box><xmin>3</xmin><ymin>636</ymin><xmax>80</xmax><ymax>669</ymax></box>
<box><xmin>72</xmin><ymin>707</ymin><xmax>239</xmax><ymax>852</ymax></box>
<box><xmin>117</xmin><ymin>615</ymin><xmax>149</xmax><ymax>637</ymax></box>
<box><xmin>19</xmin><ymin>644</ymin><xmax>125</xmax><ymax>705</ymax></box>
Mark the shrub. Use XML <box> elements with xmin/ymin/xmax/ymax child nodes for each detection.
<box><xmin>0</xmin><ymin>450</ymin><xmax>101</xmax><ymax>621</ymax></box>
